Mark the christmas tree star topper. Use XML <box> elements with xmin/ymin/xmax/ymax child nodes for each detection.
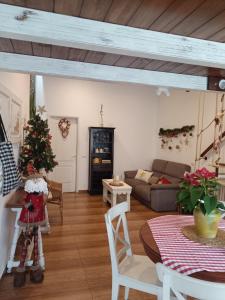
<box><xmin>37</xmin><ymin>105</ymin><xmax>46</xmax><ymax>115</ymax></box>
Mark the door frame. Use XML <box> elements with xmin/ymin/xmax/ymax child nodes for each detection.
<box><xmin>49</xmin><ymin>115</ymin><xmax>79</xmax><ymax>192</ymax></box>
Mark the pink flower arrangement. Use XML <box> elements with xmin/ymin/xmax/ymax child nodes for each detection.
<box><xmin>177</xmin><ymin>167</ymin><xmax>223</xmax><ymax>214</ymax></box>
<box><xmin>183</xmin><ymin>168</ymin><xmax>216</xmax><ymax>186</ymax></box>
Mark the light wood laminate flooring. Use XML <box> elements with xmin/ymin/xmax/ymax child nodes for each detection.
<box><xmin>0</xmin><ymin>193</ymin><xmax>175</xmax><ymax>300</ymax></box>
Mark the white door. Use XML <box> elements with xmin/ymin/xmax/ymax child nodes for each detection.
<box><xmin>48</xmin><ymin>117</ymin><xmax>77</xmax><ymax>192</ymax></box>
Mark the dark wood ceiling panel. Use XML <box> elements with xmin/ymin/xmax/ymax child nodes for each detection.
<box><xmin>54</xmin><ymin>0</ymin><xmax>83</xmax><ymax>16</ymax></box>
<box><xmin>171</xmin><ymin>0</ymin><xmax>225</xmax><ymax>36</ymax></box>
<box><xmin>0</xmin><ymin>0</ymin><xmax>26</xmax><ymax>6</ymax></box>
<box><xmin>32</xmin><ymin>43</ymin><xmax>51</xmax><ymax>57</ymax></box>
<box><xmin>11</xmin><ymin>39</ymin><xmax>33</xmax><ymax>55</ymax></box>
<box><xmin>104</xmin><ymin>0</ymin><xmax>142</xmax><ymax>25</ymax></box>
<box><xmin>184</xmin><ymin>66</ymin><xmax>208</xmax><ymax>76</ymax></box>
<box><xmin>149</xmin><ymin>0</ymin><xmax>204</xmax><ymax>33</ymax></box>
<box><xmin>191</xmin><ymin>10</ymin><xmax>225</xmax><ymax>40</ymax></box>
<box><xmin>128</xmin><ymin>58</ymin><xmax>151</xmax><ymax>69</ymax></box>
<box><xmin>80</xmin><ymin>0</ymin><xmax>112</xmax><ymax>21</ymax></box>
<box><xmin>84</xmin><ymin>51</ymin><xmax>105</xmax><ymax>64</ymax></box>
<box><xmin>113</xmin><ymin>56</ymin><xmax>136</xmax><ymax>68</ymax></box>
<box><xmin>25</xmin><ymin>0</ymin><xmax>54</xmax><ymax>11</ymax></box>
<box><xmin>100</xmin><ymin>53</ymin><xmax>120</xmax><ymax>65</ymax></box>
<box><xmin>144</xmin><ymin>60</ymin><xmax>167</xmax><ymax>71</ymax></box>
<box><xmin>156</xmin><ymin>62</ymin><xmax>180</xmax><ymax>73</ymax></box>
<box><xmin>128</xmin><ymin>0</ymin><xmax>174</xmax><ymax>29</ymax></box>
<box><xmin>2</xmin><ymin>0</ymin><xmax>225</xmax><ymax>78</ymax></box>
<box><xmin>0</xmin><ymin>37</ymin><xmax>13</xmax><ymax>52</ymax></box>
<box><xmin>68</xmin><ymin>48</ymin><xmax>87</xmax><ymax>61</ymax></box>
<box><xmin>51</xmin><ymin>45</ymin><xmax>69</xmax><ymax>59</ymax></box>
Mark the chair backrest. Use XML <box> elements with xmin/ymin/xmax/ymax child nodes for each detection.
<box><xmin>105</xmin><ymin>202</ymin><xmax>132</xmax><ymax>276</ymax></box>
<box><xmin>156</xmin><ymin>263</ymin><xmax>225</xmax><ymax>300</ymax></box>
<box><xmin>47</xmin><ymin>179</ymin><xmax>63</xmax><ymax>200</ymax></box>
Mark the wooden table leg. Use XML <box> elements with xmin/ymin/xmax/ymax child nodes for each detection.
<box><xmin>103</xmin><ymin>185</ymin><xmax>107</xmax><ymax>203</ymax></box>
<box><xmin>127</xmin><ymin>192</ymin><xmax>131</xmax><ymax>211</ymax></box>
<box><xmin>112</xmin><ymin>192</ymin><xmax>117</xmax><ymax>207</ymax></box>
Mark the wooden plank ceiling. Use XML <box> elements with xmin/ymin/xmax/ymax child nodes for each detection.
<box><xmin>1</xmin><ymin>0</ymin><xmax>225</xmax><ymax>77</ymax></box>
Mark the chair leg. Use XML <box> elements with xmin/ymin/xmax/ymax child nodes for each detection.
<box><xmin>112</xmin><ymin>281</ymin><xmax>119</xmax><ymax>300</ymax></box>
<box><xmin>124</xmin><ymin>287</ymin><xmax>129</xmax><ymax>300</ymax></box>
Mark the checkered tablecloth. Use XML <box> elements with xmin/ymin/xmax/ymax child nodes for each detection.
<box><xmin>148</xmin><ymin>215</ymin><xmax>225</xmax><ymax>275</ymax></box>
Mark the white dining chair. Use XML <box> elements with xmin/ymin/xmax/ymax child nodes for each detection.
<box><xmin>105</xmin><ymin>202</ymin><xmax>162</xmax><ymax>300</ymax></box>
<box><xmin>156</xmin><ymin>262</ymin><xmax>225</xmax><ymax>300</ymax></box>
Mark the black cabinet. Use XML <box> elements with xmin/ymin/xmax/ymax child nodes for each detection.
<box><xmin>88</xmin><ymin>127</ymin><xmax>115</xmax><ymax>195</ymax></box>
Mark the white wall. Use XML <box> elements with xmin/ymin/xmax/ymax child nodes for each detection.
<box><xmin>157</xmin><ymin>89</ymin><xmax>221</xmax><ymax>170</ymax></box>
<box><xmin>0</xmin><ymin>71</ymin><xmax>30</xmax><ymax>278</ymax></box>
<box><xmin>39</xmin><ymin>77</ymin><xmax>158</xmax><ymax>190</ymax></box>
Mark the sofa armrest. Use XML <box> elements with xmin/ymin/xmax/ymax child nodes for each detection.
<box><xmin>124</xmin><ymin>170</ymin><xmax>138</xmax><ymax>179</ymax></box>
<box><xmin>150</xmin><ymin>183</ymin><xmax>180</xmax><ymax>190</ymax></box>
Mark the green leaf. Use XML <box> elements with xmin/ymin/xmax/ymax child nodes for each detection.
<box><xmin>204</xmin><ymin>195</ymin><xmax>217</xmax><ymax>215</ymax></box>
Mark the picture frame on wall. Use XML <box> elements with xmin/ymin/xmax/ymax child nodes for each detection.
<box><xmin>0</xmin><ymin>90</ymin><xmax>10</xmax><ymax>136</ymax></box>
<box><xmin>10</xmin><ymin>98</ymin><xmax>22</xmax><ymax>143</ymax></box>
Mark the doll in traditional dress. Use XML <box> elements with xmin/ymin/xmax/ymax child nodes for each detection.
<box><xmin>14</xmin><ymin>164</ymin><xmax>48</xmax><ymax>287</ymax></box>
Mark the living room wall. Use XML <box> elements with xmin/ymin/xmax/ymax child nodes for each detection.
<box><xmin>37</xmin><ymin>76</ymin><xmax>159</xmax><ymax>191</ymax></box>
<box><xmin>0</xmin><ymin>71</ymin><xmax>30</xmax><ymax>278</ymax></box>
<box><xmin>157</xmin><ymin>89</ymin><xmax>222</xmax><ymax>170</ymax></box>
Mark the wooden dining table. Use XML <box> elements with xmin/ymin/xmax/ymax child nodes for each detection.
<box><xmin>140</xmin><ymin>222</ymin><xmax>225</xmax><ymax>283</ymax></box>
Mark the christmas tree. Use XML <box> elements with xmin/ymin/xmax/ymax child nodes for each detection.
<box><xmin>19</xmin><ymin>112</ymin><xmax>58</xmax><ymax>175</ymax></box>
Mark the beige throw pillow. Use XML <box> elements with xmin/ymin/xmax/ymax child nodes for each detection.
<box><xmin>135</xmin><ymin>169</ymin><xmax>153</xmax><ymax>183</ymax></box>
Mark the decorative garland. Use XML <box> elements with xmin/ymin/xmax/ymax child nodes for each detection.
<box><xmin>159</xmin><ymin>125</ymin><xmax>195</xmax><ymax>150</ymax></box>
<box><xmin>159</xmin><ymin>125</ymin><xmax>195</xmax><ymax>138</ymax></box>
<box><xmin>58</xmin><ymin>118</ymin><xmax>71</xmax><ymax>138</ymax></box>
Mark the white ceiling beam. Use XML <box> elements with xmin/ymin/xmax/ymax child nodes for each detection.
<box><xmin>0</xmin><ymin>52</ymin><xmax>207</xmax><ymax>91</ymax></box>
<box><xmin>0</xmin><ymin>4</ymin><xmax>225</xmax><ymax>69</ymax></box>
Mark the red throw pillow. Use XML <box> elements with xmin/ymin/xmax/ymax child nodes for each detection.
<box><xmin>158</xmin><ymin>177</ymin><xmax>171</xmax><ymax>184</ymax></box>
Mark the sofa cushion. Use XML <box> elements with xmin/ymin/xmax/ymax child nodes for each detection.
<box><xmin>149</xmin><ymin>176</ymin><xmax>159</xmax><ymax>185</ymax></box>
<box><xmin>135</xmin><ymin>169</ymin><xmax>153</xmax><ymax>183</ymax></box>
<box><xmin>158</xmin><ymin>177</ymin><xmax>171</xmax><ymax>184</ymax></box>
<box><xmin>124</xmin><ymin>170</ymin><xmax>137</xmax><ymax>179</ymax></box>
<box><xmin>152</xmin><ymin>159</ymin><xmax>168</xmax><ymax>173</ymax></box>
<box><xmin>164</xmin><ymin>161</ymin><xmax>191</xmax><ymax>179</ymax></box>
<box><xmin>134</xmin><ymin>184</ymin><xmax>151</xmax><ymax>202</ymax></box>
<box><xmin>125</xmin><ymin>178</ymin><xmax>145</xmax><ymax>189</ymax></box>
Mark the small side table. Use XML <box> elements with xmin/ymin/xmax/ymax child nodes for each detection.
<box><xmin>5</xmin><ymin>189</ymin><xmax>46</xmax><ymax>273</ymax></box>
<box><xmin>102</xmin><ymin>179</ymin><xmax>132</xmax><ymax>211</ymax></box>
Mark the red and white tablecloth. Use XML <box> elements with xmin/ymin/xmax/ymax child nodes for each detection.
<box><xmin>147</xmin><ymin>215</ymin><xmax>225</xmax><ymax>275</ymax></box>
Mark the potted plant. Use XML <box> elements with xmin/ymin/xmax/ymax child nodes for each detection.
<box><xmin>177</xmin><ymin>167</ymin><xmax>225</xmax><ymax>238</ymax></box>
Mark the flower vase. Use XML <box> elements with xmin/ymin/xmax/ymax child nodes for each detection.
<box><xmin>193</xmin><ymin>206</ymin><xmax>221</xmax><ymax>239</ymax></box>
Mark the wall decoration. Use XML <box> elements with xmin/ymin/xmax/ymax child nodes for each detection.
<box><xmin>58</xmin><ymin>118</ymin><xmax>71</xmax><ymax>138</ymax></box>
<box><xmin>159</xmin><ymin>125</ymin><xmax>195</xmax><ymax>150</ymax></box>
<box><xmin>100</xmin><ymin>104</ymin><xmax>104</xmax><ymax>127</ymax></box>
<box><xmin>10</xmin><ymin>98</ymin><xmax>22</xmax><ymax>139</ymax></box>
<box><xmin>0</xmin><ymin>90</ymin><xmax>10</xmax><ymax>136</ymax></box>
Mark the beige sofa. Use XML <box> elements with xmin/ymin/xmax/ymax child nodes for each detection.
<box><xmin>124</xmin><ymin>159</ymin><xmax>191</xmax><ymax>211</ymax></box>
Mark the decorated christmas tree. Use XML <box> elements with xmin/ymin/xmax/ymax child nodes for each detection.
<box><xmin>19</xmin><ymin>112</ymin><xmax>57</xmax><ymax>175</ymax></box>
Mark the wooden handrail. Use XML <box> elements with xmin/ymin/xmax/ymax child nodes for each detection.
<box><xmin>200</xmin><ymin>131</ymin><xmax>225</xmax><ymax>158</ymax></box>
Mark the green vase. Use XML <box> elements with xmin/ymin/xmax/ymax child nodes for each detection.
<box><xmin>193</xmin><ymin>206</ymin><xmax>221</xmax><ymax>239</ymax></box>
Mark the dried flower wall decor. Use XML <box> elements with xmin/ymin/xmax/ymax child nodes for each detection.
<box><xmin>58</xmin><ymin>118</ymin><xmax>71</xmax><ymax>138</ymax></box>
<box><xmin>159</xmin><ymin>125</ymin><xmax>195</xmax><ymax>151</ymax></box>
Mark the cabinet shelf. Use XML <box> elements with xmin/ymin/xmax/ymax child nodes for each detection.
<box><xmin>88</xmin><ymin>127</ymin><xmax>115</xmax><ymax>195</ymax></box>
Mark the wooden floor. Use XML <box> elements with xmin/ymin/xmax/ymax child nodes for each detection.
<box><xmin>0</xmin><ymin>193</ymin><xmax>172</xmax><ymax>300</ymax></box>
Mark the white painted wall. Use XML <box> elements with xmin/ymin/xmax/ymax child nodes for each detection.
<box><xmin>39</xmin><ymin>76</ymin><xmax>158</xmax><ymax>190</ymax></box>
<box><xmin>0</xmin><ymin>71</ymin><xmax>30</xmax><ymax>278</ymax></box>
<box><xmin>156</xmin><ymin>89</ymin><xmax>222</xmax><ymax>170</ymax></box>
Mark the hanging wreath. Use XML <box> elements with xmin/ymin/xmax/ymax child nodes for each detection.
<box><xmin>58</xmin><ymin>118</ymin><xmax>71</xmax><ymax>138</ymax></box>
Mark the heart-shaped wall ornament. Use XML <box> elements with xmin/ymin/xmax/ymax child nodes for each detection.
<box><xmin>58</xmin><ymin>118</ymin><xmax>71</xmax><ymax>138</ymax></box>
